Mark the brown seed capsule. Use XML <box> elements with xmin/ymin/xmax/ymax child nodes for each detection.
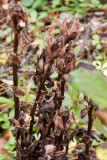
<box><xmin>37</xmin><ymin>58</ymin><xmax>49</xmax><ymax>74</ymax></box>
<box><xmin>56</xmin><ymin>53</ymin><xmax>76</xmax><ymax>74</ymax></box>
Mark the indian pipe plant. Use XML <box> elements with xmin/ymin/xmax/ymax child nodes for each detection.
<box><xmin>6</xmin><ymin>4</ymin><xmax>99</xmax><ymax>160</ymax></box>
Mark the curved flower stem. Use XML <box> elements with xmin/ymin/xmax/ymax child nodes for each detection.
<box><xmin>13</xmin><ymin>33</ymin><xmax>19</xmax><ymax>119</ymax></box>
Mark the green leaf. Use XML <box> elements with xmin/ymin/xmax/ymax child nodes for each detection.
<box><xmin>29</xmin><ymin>9</ymin><xmax>38</xmax><ymax>18</ymax></box>
<box><xmin>92</xmin><ymin>34</ymin><xmax>100</xmax><ymax>41</ymax></box>
<box><xmin>22</xmin><ymin>0</ymin><xmax>34</xmax><ymax>7</ymax></box>
<box><xmin>50</xmin><ymin>72</ymin><xmax>58</xmax><ymax>78</ymax></box>
<box><xmin>74</xmin><ymin>104</ymin><xmax>88</xmax><ymax>122</ymax></box>
<box><xmin>63</xmin><ymin>92</ymin><xmax>71</xmax><ymax>107</ymax></box>
<box><xmin>0</xmin><ymin>154</ymin><xmax>7</xmax><ymax>160</ymax></box>
<box><xmin>32</xmin><ymin>0</ymin><xmax>42</xmax><ymax>9</ymax></box>
<box><xmin>70</xmin><ymin>69</ymin><xmax>107</xmax><ymax>109</ymax></box>
<box><xmin>30</xmin><ymin>94</ymin><xmax>36</xmax><ymax>102</ymax></box>
<box><xmin>4</xmin><ymin>137</ymin><xmax>16</xmax><ymax>151</ymax></box>
<box><xmin>1</xmin><ymin>120</ymin><xmax>10</xmax><ymax>129</ymax></box>
<box><xmin>70</xmin><ymin>122</ymin><xmax>77</xmax><ymax>130</ymax></box>
<box><xmin>9</xmin><ymin>109</ymin><xmax>15</xmax><ymax>119</ymax></box>
<box><xmin>33</xmin><ymin>133</ymin><xmax>41</xmax><ymax>141</ymax></box>
<box><xmin>52</xmin><ymin>0</ymin><xmax>61</xmax><ymax>8</ymax></box>
<box><xmin>0</xmin><ymin>97</ymin><xmax>14</xmax><ymax>106</ymax></box>
<box><xmin>92</xmin><ymin>136</ymin><xmax>104</xmax><ymax>147</ymax></box>
<box><xmin>96</xmin><ymin>43</ymin><xmax>101</xmax><ymax>50</ymax></box>
<box><xmin>30</xmin><ymin>83</ymin><xmax>38</xmax><ymax>90</ymax></box>
<box><xmin>0</xmin><ymin>113</ymin><xmax>8</xmax><ymax>122</ymax></box>
<box><xmin>36</xmin><ymin>22</ymin><xmax>44</xmax><ymax>27</ymax></box>
<box><xmin>93</xmin><ymin>118</ymin><xmax>107</xmax><ymax>137</ymax></box>
<box><xmin>53</xmin><ymin>28</ymin><xmax>60</xmax><ymax>34</ymax></box>
<box><xmin>0</xmin><ymin>73</ymin><xmax>8</xmax><ymax>77</ymax></box>
<box><xmin>52</xmin><ymin>6</ymin><xmax>71</xmax><ymax>12</ymax></box>
<box><xmin>38</xmin><ymin>12</ymin><xmax>48</xmax><ymax>19</ymax></box>
<box><xmin>8</xmin><ymin>137</ymin><xmax>16</xmax><ymax>145</ymax></box>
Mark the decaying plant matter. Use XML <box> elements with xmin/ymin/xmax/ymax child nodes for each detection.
<box><xmin>7</xmin><ymin>5</ymin><xmax>94</xmax><ymax>160</ymax></box>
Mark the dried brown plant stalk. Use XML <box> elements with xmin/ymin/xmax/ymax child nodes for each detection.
<box><xmin>8</xmin><ymin>5</ymin><xmax>84</xmax><ymax>160</ymax></box>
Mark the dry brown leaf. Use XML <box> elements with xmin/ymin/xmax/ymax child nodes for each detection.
<box><xmin>54</xmin><ymin>110</ymin><xmax>64</xmax><ymax>130</ymax></box>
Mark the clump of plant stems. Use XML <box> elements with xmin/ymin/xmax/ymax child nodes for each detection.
<box><xmin>7</xmin><ymin>4</ymin><xmax>98</xmax><ymax>160</ymax></box>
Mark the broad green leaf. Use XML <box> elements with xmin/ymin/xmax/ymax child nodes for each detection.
<box><xmin>70</xmin><ymin>69</ymin><xmax>107</xmax><ymax>109</ymax></box>
<box><xmin>63</xmin><ymin>92</ymin><xmax>71</xmax><ymax>107</ymax></box>
<box><xmin>93</xmin><ymin>118</ymin><xmax>107</xmax><ymax>137</ymax></box>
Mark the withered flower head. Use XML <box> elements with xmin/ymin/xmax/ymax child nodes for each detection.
<box><xmin>8</xmin><ymin>5</ymin><xmax>28</xmax><ymax>33</ymax></box>
<box><xmin>45</xmin><ymin>36</ymin><xmax>68</xmax><ymax>59</ymax></box>
<box><xmin>33</xmin><ymin>53</ymin><xmax>49</xmax><ymax>85</ymax></box>
<box><xmin>37</xmin><ymin>58</ymin><xmax>49</xmax><ymax>74</ymax></box>
<box><xmin>60</xmin><ymin>18</ymin><xmax>84</xmax><ymax>40</ymax></box>
<box><xmin>55</xmin><ymin>52</ymin><xmax>76</xmax><ymax>74</ymax></box>
<box><xmin>54</xmin><ymin>110</ymin><xmax>75</xmax><ymax>130</ymax></box>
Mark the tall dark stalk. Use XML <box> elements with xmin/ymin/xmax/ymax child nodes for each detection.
<box><xmin>13</xmin><ymin>33</ymin><xmax>19</xmax><ymax>119</ymax></box>
<box><xmin>85</xmin><ymin>105</ymin><xmax>93</xmax><ymax>156</ymax></box>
